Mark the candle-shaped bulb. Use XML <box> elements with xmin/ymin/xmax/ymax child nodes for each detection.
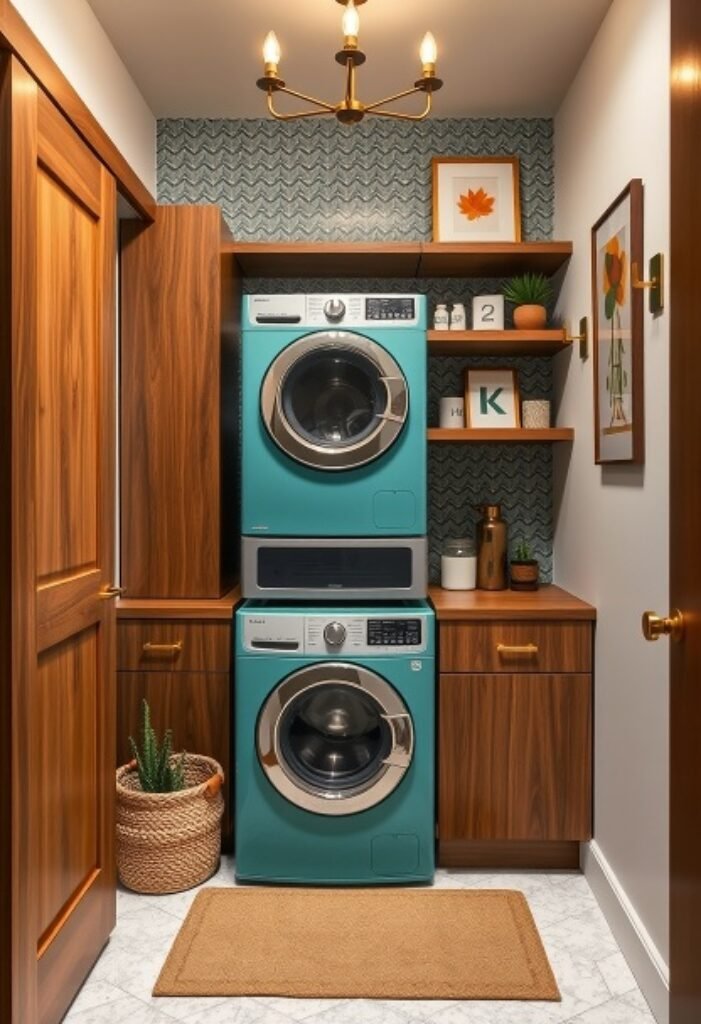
<box><xmin>263</xmin><ymin>31</ymin><xmax>281</xmax><ymax>67</ymax></box>
<box><xmin>342</xmin><ymin>1</ymin><xmax>360</xmax><ymax>40</ymax></box>
<box><xmin>420</xmin><ymin>31</ymin><xmax>437</xmax><ymax>67</ymax></box>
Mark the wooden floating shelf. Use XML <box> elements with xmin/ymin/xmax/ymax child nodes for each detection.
<box><xmin>428</xmin><ymin>329</ymin><xmax>570</xmax><ymax>357</ymax></box>
<box><xmin>427</xmin><ymin>428</ymin><xmax>575</xmax><ymax>443</ymax></box>
<box><xmin>224</xmin><ymin>241</ymin><xmax>573</xmax><ymax>279</ymax></box>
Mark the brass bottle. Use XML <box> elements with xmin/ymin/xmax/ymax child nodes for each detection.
<box><xmin>475</xmin><ymin>503</ymin><xmax>508</xmax><ymax>590</ymax></box>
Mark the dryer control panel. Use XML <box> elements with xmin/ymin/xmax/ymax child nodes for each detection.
<box><xmin>246</xmin><ymin>294</ymin><xmax>422</xmax><ymax>329</ymax></box>
<box><xmin>242</xmin><ymin>613</ymin><xmax>427</xmax><ymax>655</ymax></box>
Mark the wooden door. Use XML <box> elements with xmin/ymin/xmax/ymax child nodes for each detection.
<box><xmin>0</xmin><ymin>55</ymin><xmax>117</xmax><ymax>1024</ymax></box>
<box><xmin>670</xmin><ymin>4</ymin><xmax>701</xmax><ymax>1021</ymax></box>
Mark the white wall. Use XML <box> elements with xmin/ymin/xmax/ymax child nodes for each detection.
<box><xmin>554</xmin><ymin>0</ymin><xmax>669</xmax><ymax>1019</ymax></box>
<box><xmin>12</xmin><ymin>0</ymin><xmax>155</xmax><ymax>194</ymax></box>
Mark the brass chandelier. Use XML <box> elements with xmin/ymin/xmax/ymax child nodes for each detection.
<box><xmin>257</xmin><ymin>0</ymin><xmax>443</xmax><ymax>125</ymax></box>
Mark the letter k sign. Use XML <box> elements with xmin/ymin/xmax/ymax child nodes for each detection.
<box><xmin>480</xmin><ymin>385</ymin><xmax>506</xmax><ymax>415</ymax></box>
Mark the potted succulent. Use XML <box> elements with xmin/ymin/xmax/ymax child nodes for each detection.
<box><xmin>116</xmin><ymin>700</ymin><xmax>224</xmax><ymax>894</ymax></box>
<box><xmin>510</xmin><ymin>539</ymin><xmax>540</xmax><ymax>591</ymax></box>
<box><xmin>503</xmin><ymin>272</ymin><xmax>553</xmax><ymax>330</ymax></box>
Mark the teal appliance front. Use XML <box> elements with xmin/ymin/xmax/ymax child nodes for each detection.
<box><xmin>235</xmin><ymin>601</ymin><xmax>435</xmax><ymax>884</ymax></box>
<box><xmin>241</xmin><ymin>294</ymin><xmax>427</xmax><ymax>539</ymax></box>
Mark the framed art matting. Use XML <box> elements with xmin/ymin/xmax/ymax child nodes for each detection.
<box><xmin>464</xmin><ymin>368</ymin><xmax>520</xmax><ymax>428</ymax></box>
<box><xmin>432</xmin><ymin>157</ymin><xmax>521</xmax><ymax>243</ymax></box>
<box><xmin>591</xmin><ymin>178</ymin><xmax>644</xmax><ymax>464</ymax></box>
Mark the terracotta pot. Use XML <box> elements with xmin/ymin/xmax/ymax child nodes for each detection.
<box><xmin>513</xmin><ymin>304</ymin><xmax>547</xmax><ymax>330</ymax></box>
<box><xmin>510</xmin><ymin>560</ymin><xmax>540</xmax><ymax>591</ymax></box>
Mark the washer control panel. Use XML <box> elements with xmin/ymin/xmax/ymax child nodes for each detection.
<box><xmin>242</xmin><ymin>614</ymin><xmax>426</xmax><ymax>654</ymax></box>
<box><xmin>247</xmin><ymin>294</ymin><xmax>421</xmax><ymax>329</ymax></box>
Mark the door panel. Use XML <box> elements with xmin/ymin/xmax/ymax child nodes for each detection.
<box><xmin>35</xmin><ymin>166</ymin><xmax>99</xmax><ymax>581</ymax></box>
<box><xmin>36</xmin><ymin>628</ymin><xmax>99</xmax><ymax>943</ymax></box>
<box><xmin>0</xmin><ymin>56</ymin><xmax>117</xmax><ymax>1024</ymax></box>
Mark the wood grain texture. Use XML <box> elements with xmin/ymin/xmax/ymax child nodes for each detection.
<box><xmin>36</xmin><ymin>90</ymin><xmax>101</xmax><ymax>218</ymax></box>
<box><xmin>0</xmin><ymin>0</ymin><xmax>155</xmax><ymax>220</ymax></box>
<box><xmin>428</xmin><ymin>329</ymin><xmax>571</xmax><ymax>357</ymax></box>
<box><xmin>428</xmin><ymin>427</ymin><xmax>574</xmax><ymax>442</ymax></box>
<box><xmin>116</xmin><ymin>586</ymin><xmax>241</xmax><ymax>621</ymax></box>
<box><xmin>429</xmin><ymin>584</ymin><xmax>596</xmax><ymax>621</ymax></box>
<box><xmin>117</xmin><ymin>670</ymin><xmax>232</xmax><ymax>847</ymax></box>
<box><xmin>670</xmin><ymin>3</ymin><xmax>701</xmax><ymax>1020</ymax></box>
<box><xmin>419</xmin><ymin>241</ymin><xmax>572</xmax><ymax>277</ymax></box>
<box><xmin>439</xmin><ymin>621</ymin><xmax>592</xmax><ymax>673</ymax></box>
<box><xmin>117</xmin><ymin>621</ymin><xmax>232</xmax><ymax>673</ymax></box>
<box><xmin>120</xmin><ymin>206</ymin><xmax>236</xmax><ymax>599</ymax></box>
<box><xmin>1</xmin><ymin>59</ymin><xmax>117</xmax><ymax>1023</ymax></box>
<box><xmin>224</xmin><ymin>241</ymin><xmax>421</xmax><ymax>278</ymax></box>
<box><xmin>439</xmin><ymin>673</ymin><xmax>592</xmax><ymax>842</ymax></box>
<box><xmin>225</xmin><ymin>241</ymin><xmax>572</xmax><ymax>279</ymax></box>
<box><xmin>35</xmin><ymin>166</ymin><xmax>99</xmax><ymax>581</ymax></box>
<box><xmin>438</xmin><ymin>840</ymin><xmax>580</xmax><ymax>870</ymax></box>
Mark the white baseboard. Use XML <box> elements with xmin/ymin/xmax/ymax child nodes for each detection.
<box><xmin>582</xmin><ymin>840</ymin><xmax>669</xmax><ymax>1024</ymax></box>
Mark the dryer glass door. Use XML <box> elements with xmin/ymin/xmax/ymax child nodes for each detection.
<box><xmin>260</xmin><ymin>332</ymin><xmax>408</xmax><ymax>470</ymax></box>
<box><xmin>257</xmin><ymin>663</ymin><xmax>414</xmax><ymax>815</ymax></box>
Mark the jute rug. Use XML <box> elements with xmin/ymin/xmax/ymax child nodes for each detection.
<box><xmin>154</xmin><ymin>887</ymin><xmax>560</xmax><ymax>1001</ymax></box>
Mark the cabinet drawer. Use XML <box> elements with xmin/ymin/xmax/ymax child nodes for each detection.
<box><xmin>440</xmin><ymin>620</ymin><xmax>592</xmax><ymax>673</ymax></box>
<box><xmin>118</xmin><ymin>620</ymin><xmax>231</xmax><ymax>672</ymax></box>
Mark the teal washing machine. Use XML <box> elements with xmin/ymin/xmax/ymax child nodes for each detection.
<box><xmin>235</xmin><ymin>600</ymin><xmax>435</xmax><ymax>884</ymax></box>
<box><xmin>241</xmin><ymin>294</ymin><xmax>427</xmax><ymax>600</ymax></box>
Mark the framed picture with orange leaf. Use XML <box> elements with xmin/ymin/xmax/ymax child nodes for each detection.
<box><xmin>431</xmin><ymin>157</ymin><xmax>521</xmax><ymax>243</ymax></box>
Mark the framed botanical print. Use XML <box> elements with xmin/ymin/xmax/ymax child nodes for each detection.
<box><xmin>464</xmin><ymin>368</ymin><xmax>520</xmax><ymax>428</ymax></box>
<box><xmin>432</xmin><ymin>157</ymin><xmax>521</xmax><ymax>243</ymax></box>
<box><xmin>591</xmin><ymin>179</ymin><xmax>645</xmax><ymax>464</ymax></box>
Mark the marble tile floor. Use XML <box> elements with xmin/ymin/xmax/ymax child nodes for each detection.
<box><xmin>65</xmin><ymin>858</ymin><xmax>657</xmax><ymax>1024</ymax></box>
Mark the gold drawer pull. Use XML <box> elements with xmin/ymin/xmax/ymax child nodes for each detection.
<box><xmin>496</xmin><ymin>643</ymin><xmax>539</xmax><ymax>656</ymax></box>
<box><xmin>142</xmin><ymin>641</ymin><xmax>183</xmax><ymax>655</ymax></box>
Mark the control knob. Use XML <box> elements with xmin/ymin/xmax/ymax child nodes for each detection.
<box><xmin>323</xmin><ymin>298</ymin><xmax>346</xmax><ymax>323</ymax></box>
<box><xmin>323</xmin><ymin>621</ymin><xmax>347</xmax><ymax>647</ymax></box>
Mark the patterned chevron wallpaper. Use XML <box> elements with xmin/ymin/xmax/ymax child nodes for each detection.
<box><xmin>157</xmin><ymin>117</ymin><xmax>555</xmax><ymax>583</ymax></box>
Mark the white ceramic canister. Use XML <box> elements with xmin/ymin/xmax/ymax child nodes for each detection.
<box><xmin>439</xmin><ymin>396</ymin><xmax>465</xmax><ymax>428</ymax></box>
<box><xmin>450</xmin><ymin>303</ymin><xmax>466</xmax><ymax>330</ymax></box>
<box><xmin>441</xmin><ymin>537</ymin><xmax>477</xmax><ymax>590</ymax></box>
<box><xmin>433</xmin><ymin>303</ymin><xmax>450</xmax><ymax>330</ymax></box>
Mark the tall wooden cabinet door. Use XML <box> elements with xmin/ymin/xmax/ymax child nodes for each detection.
<box><xmin>1</xmin><ymin>58</ymin><xmax>118</xmax><ymax>1024</ymax></box>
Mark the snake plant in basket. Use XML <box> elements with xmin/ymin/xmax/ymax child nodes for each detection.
<box><xmin>116</xmin><ymin>700</ymin><xmax>224</xmax><ymax>894</ymax></box>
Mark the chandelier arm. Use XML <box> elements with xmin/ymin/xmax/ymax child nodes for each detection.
<box><xmin>267</xmin><ymin>92</ymin><xmax>336</xmax><ymax>121</ymax></box>
<box><xmin>363</xmin><ymin>85</ymin><xmax>423</xmax><ymax>113</ymax></box>
<box><xmin>274</xmin><ymin>85</ymin><xmax>337</xmax><ymax>111</ymax></box>
<box><xmin>366</xmin><ymin>92</ymin><xmax>433</xmax><ymax>122</ymax></box>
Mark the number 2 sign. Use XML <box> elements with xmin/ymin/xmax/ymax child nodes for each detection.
<box><xmin>472</xmin><ymin>294</ymin><xmax>505</xmax><ymax>331</ymax></box>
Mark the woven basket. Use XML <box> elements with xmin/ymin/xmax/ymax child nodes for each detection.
<box><xmin>116</xmin><ymin>754</ymin><xmax>224</xmax><ymax>894</ymax></box>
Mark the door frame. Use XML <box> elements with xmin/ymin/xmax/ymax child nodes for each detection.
<box><xmin>669</xmin><ymin>3</ymin><xmax>701</xmax><ymax>1022</ymax></box>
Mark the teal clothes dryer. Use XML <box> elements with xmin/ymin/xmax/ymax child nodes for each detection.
<box><xmin>241</xmin><ymin>294</ymin><xmax>428</xmax><ymax>599</ymax></box>
<box><xmin>235</xmin><ymin>601</ymin><xmax>435</xmax><ymax>885</ymax></box>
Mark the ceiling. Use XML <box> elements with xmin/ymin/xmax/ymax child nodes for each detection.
<box><xmin>87</xmin><ymin>0</ymin><xmax>613</xmax><ymax>120</ymax></box>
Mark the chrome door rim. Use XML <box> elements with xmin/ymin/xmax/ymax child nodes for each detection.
<box><xmin>260</xmin><ymin>332</ymin><xmax>409</xmax><ymax>470</ymax></box>
<box><xmin>257</xmin><ymin>662</ymin><xmax>414</xmax><ymax>815</ymax></box>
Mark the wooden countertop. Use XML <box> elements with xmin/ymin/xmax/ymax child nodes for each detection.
<box><xmin>429</xmin><ymin>584</ymin><xmax>596</xmax><ymax>621</ymax></box>
<box><xmin>116</xmin><ymin>585</ymin><xmax>242</xmax><ymax>621</ymax></box>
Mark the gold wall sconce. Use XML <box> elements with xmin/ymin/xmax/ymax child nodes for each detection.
<box><xmin>564</xmin><ymin>317</ymin><xmax>589</xmax><ymax>360</ymax></box>
<box><xmin>632</xmin><ymin>253</ymin><xmax>664</xmax><ymax>315</ymax></box>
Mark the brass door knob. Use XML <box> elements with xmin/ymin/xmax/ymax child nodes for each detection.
<box><xmin>99</xmin><ymin>584</ymin><xmax>126</xmax><ymax>600</ymax></box>
<box><xmin>642</xmin><ymin>609</ymin><xmax>684</xmax><ymax>642</ymax></box>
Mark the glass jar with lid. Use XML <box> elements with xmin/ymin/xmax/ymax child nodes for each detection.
<box><xmin>441</xmin><ymin>537</ymin><xmax>477</xmax><ymax>590</ymax></box>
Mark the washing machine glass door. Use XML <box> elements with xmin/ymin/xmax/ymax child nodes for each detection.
<box><xmin>257</xmin><ymin>662</ymin><xmax>414</xmax><ymax>815</ymax></box>
<box><xmin>260</xmin><ymin>332</ymin><xmax>408</xmax><ymax>470</ymax></box>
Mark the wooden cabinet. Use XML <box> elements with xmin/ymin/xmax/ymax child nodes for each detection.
<box><xmin>432</xmin><ymin>587</ymin><xmax>594</xmax><ymax>869</ymax></box>
<box><xmin>120</xmin><ymin>205</ymin><xmax>240</xmax><ymax>599</ymax></box>
<box><xmin>117</xmin><ymin>615</ymin><xmax>233</xmax><ymax>848</ymax></box>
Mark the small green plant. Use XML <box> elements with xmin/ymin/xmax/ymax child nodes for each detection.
<box><xmin>503</xmin><ymin>273</ymin><xmax>553</xmax><ymax>307</ymax></box>
<box><xmin>129</xmin><ymin>700</ymin><xmax>186</xmax><ymax>793</ymax></box>
<box><xmin>513</xmin><ymin>539</ymin><xmax>534</xmax><ymax>562</ymax></box>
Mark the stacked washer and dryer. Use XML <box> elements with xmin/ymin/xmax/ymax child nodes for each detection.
<box><xmin>236</xmin><ymin>294</ymin><xmax>435</xmax><ymax>885</ymax></box>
